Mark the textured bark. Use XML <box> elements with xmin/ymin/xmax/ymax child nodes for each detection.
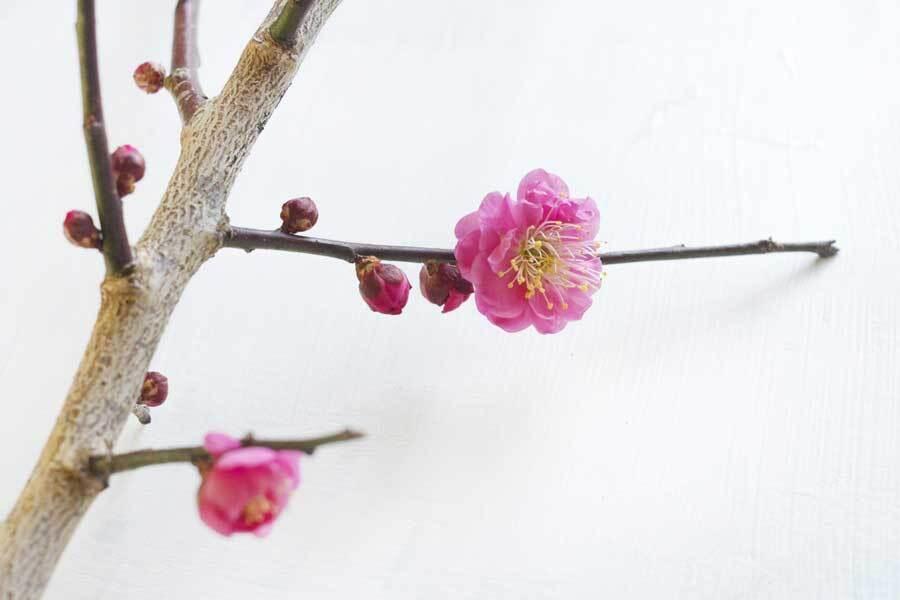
<box><xmin>0</xmin><ymin>1</ymin><xmax>340</xmax><ymax>597</ymax></box>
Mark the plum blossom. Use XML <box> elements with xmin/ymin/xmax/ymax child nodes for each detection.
<box><xmin>454</xmin><ymin>169</ymin><xmax>602</xmax><ymax>334</ymax></box>
<box><xmin>197</xmin><ymin>433</ymin><xmax>301</xmax><ymax>537</ymax></box>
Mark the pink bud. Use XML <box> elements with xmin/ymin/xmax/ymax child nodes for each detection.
<box><xmin>63</xmin><ymin>210</ymin><xmax>102</xmax><ymax>250</ymax></box>
<box><xmin>111</xmin><ymin>145</ymin><xmax>145</xmax><ymax>197</ymax></box>
<box><xmin>133</xmin><ymin>62</ymin><xmax>166</xmax><ymax>94</ymax></box>
<box><xmin>419</xmin><ymin>261</ymin><xmax>474</xmax><ymax>313</ymax></box>
<box><xmin>356</xmin><ymin>257</ymin><xmax>411</xmax><ymax>315</ymax></box>
<box><xmin>280</xmin><ymin>197</ymin><xmax>318</xmax><ymax>233</ymax></box>
<box><xmin>138</xmin><ymin>371</ymin><xmax>168</xmax><ymax>407</ymax></box>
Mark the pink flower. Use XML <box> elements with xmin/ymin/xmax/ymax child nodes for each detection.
<box><xmin>454</xmin><ymin>169</ymin><xmax>602</xmax><ymax>334</ymax></box>
<box><xmin>197</xmin><ymin>433</ymin><xmax>301</xmax><ymax>537</ymax></box>
<box><xmin>356</xmin><ymin>257</ymin><xmax>411</xmax><ymax>315</ymax></box>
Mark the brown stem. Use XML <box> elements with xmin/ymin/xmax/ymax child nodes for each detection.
<box><xmin>223</xmin><ymin>226</ymin><xmax>839</xmax><ymax>265</ymax></box>
<box><xmin>76</xmin><ymin>0</ymin><xmax>132</xmax><ymax>275</ymax></box>
<box><xmin>167</xmin><ymin>0</ymin><xmax>205</xmax><ymax>122</ymax></box>
<box><xmin>89</xmin><ymin>429</ymin><xmax>364</xmax><ymax>476</ymax></box>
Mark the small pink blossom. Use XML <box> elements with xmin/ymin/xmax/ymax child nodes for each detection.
<box><xmin>454</xmin><ymin>169</ymin><xmax>602</xmax><ymax>334</ymax></box>
<box><xmin>356</xmin><ymin>257</ymin><xmax>411</xmax><ymax>315</ymax></box>
<box><xmin>197</xmin><ymin>433</ymin><xmax>301</xmax><ymax>537</ymax></box>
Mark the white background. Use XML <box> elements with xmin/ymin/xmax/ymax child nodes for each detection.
<box><xmin>1</xmin><ymin>1</ymin><xmax>898</xmax><ymax>598</ymax></box>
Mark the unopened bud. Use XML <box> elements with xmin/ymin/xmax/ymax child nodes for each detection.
<box><xmin>133</xmin><ymin>62</ymin><xmax>166</xmax><ymax>94</ymax></box>
<box><xmin>139</xmin><ymin>371</ymin><xmax>169</xmax><ymax>407</ymax></box>
<box><xmin>419</xmin><ymin>261</ymin><xmax>473</xmax><ymax>313</ymax></box>
<box><xmin>356</xmin><ymin>257</ymin><xmax>411</xmax><ymax>315</ymax></box>
<box><xmin>63</xmin><ymin>210</ymin><xmax>102</xmax><ymax>250</ymax></box>
<box><xmin>111</xmin><ymin>145</ymin><xmax>145</xmax><ymax>197</ymax></box>
<box><xmin>280</xmin><ymin>197</ymin><xmax>318</xmax><ymax>233</ymax></box>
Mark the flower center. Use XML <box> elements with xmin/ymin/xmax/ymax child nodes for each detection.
<box><xmin>498</xmin><ymin>221</ymin><xmax>602</xmax><ymax>310</ymax></box>
<box><xmin>242</xmin><ymin>495</ymin><xmax>273</xmax><ymax>526</ymax></box>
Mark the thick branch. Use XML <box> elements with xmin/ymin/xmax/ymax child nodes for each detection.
<box><xmin>222</xmin><ymin>227</ymin><xmax>839</xmax><ymax>265</ymax></box>
<box><xmin>270</xmin><ymin>0</ymin><xmax>315</xmax><ymax>46</ymax></box>
<box><xmin>89</xmin><ymin>429</ymin><xmax>363</xmax><ymax>476</ymax></box>
<box><xmin>2</xmin><ymin>2</ymin><xmax>344</xmax><ymax>596</ymax></box>
<box><xmin>167</xmin><ymin>0</ymin><xmax>205</xmax><ymax>122</ymax></box>
<box><xmin>76</xmin><ymin>0</ymin><xmax>132</xmax><ymax>274</ymax></box>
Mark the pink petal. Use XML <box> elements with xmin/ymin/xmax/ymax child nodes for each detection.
<box><xmin>204</xmin><ymin>432</ymin><xmax>242</xmax><ymax>457</ymax></box>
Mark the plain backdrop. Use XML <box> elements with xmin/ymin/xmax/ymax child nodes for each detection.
<box><xmin>1</xmin><ymin>1</ymin><xmax>899</xmax><ymax>598</ymax></box>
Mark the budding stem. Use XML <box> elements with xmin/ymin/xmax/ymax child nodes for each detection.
<box><xmin>88</xmin><ymin>429</ymin><xmax>364</xmax><ymax>477</ymax></box>
<box><xmin>222</xmin><ymin>226</ymin><xmax>838</xmax><ymax>266</ymax></box>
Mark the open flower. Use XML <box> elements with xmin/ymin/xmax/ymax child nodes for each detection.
<box><xmin>454</xmin><ymin>169</ymin><xmax>602</xmax><ymax>334</ymax></box>
<box><xmin>197</xmin><ymin>433</ymin><xmax>301</xmax><ymax>537</ymax></box>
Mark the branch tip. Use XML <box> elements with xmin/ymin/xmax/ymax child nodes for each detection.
<box><xmin>76</xmin><ymin>0</ymin><xmax>133</xmax><ymax>275</ymax></box>
<box><xmin>222</xmin><ymin>227</ymin><xmax>839</xmax><ymax>267</ymax></box>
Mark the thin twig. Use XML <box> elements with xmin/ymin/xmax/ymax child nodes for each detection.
<box><xmin>76</xmin><ymin>0</ymin><xmax>132</xmax><ymax>274</ymax></box>
<box><xmin>167</xmin><ymin>0</ymin><xmax>205</xmax><ymax>122</ymax></box>
<box><xmin>222</xmin><ymin>226</ymin><xmax>838</xmax><ymax>265</ymax></box>
<box><xmin>89</xmin><ymin>429</ymin><xmax>364</xmax><ymax>477</ymax></box>
<box><xmin>269</xmin><ymin>0</ymin><xmax>315</xmax><ymax>46</ymax></box>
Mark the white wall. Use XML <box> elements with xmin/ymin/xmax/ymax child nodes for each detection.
<box><xmin>1</xmin><ymin>1</ymin><xmax>898</xmax><ymax>598</ymax></box>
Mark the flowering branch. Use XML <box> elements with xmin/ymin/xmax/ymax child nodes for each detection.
<box><xmin>270</xmin><ymin>0</ymin><xmax>315</xmax><ymax>46</ymax></box>
<box><xmin>89</xmin><ymin>429</ymin><xmax>363</xmax><ymax>476</ymax></box>
<box><xmin>76</xmin><ymin>0</ymin><xmax>132</xmax><ymax>274</ymax></box>
<box><xmin>222</xmin><ymin>226</ymin><xmax>838</xmax><ymax>265</ymax></box>
<box><xmin>167</xmin><ymin>0</ymin><xmax>205</xmax><ymax>122</ymax></box>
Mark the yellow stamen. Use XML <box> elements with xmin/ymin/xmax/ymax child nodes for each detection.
<box><xmin>242</xmin><ymin>495</ymin><xmax>273</xmax><ymax>526</ymax></box>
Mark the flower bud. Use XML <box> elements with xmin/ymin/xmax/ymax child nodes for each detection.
<box><xmin>280</xmin><ymin>197</ymin><xmax>318</xmax><ymax>233</ymax></box>
<box><xmin>138</xmin><ymin>371</ymin><xmax>168</xmax><ymax>407</ymax></box>
<box><xmin>133</xmin><ymin>62</ymin><xmax>166</xmax><ymax>94</ymax></box>
<box><xmin>63</xmin><ymin>210</ymin><xmax>102</xmax><ymax>250</ymax></box>
<box><xmin>111</xmin><ymin>145</ymin><xmax>145</xmax><ymax>197</ymax></box>
<box><xmin>419</xmin><ymin>261</ymin><xmax>474</xmax><ymax>313</ymax></box>
<box><xmin>356</xmin><ymin>257</ymin><xmax>411</xmax><ymax>315</ymax></box>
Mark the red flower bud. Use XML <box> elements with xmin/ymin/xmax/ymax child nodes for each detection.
<box><xmin>63</xmin><ymin>210</ymin><xmax>102</xmax><ymax>250</ymax></box>
<box><xmin>139</xmin><ymin>371</ymin><xmax>169</xmax><ymax>407</ymax></box>
<box><xmin>419</xmin><ymin>261</ymin><xmax>474</xmax><ymax>313</ymax></box>
<box><xmin>356</xmin><ymin>257</ymin><xmax>411</xmax><ymax>315</ymax></box>
<box><xmin>280</xmin><ymin>197</ymin><xmax>318</xmax><ymax>233</ymax></box>
<box><xmin>133</xmin><ymin>62</ymin><xmax>166</xmax><ymax>94</ymax></box>
<box><xmin>111</xmin><ymin>145</ymin><xmax>145</xmax><ymax>197</ymax></box>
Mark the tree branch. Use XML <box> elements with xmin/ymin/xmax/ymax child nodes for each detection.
<box><xmin>76</xmin><ymin>0</ymin><xmax>132</xmax><ymax>275</ymax></box>
<box><xmin>270</xmin><ymin>0</ymin><xmax>315</xmax><ymax>46</ymax></box>
<box><xmin>167</xmin><ymin>0</ymin><xmax>205</xmax><ymax>122</ymax></box>
<box><xmin>89</xmin><ymin>429</ymin><xmax>363</xmax><ymax>476</ymax></box>
<box><xmin>1</xmin><ymin>2</ymin><xmax>344</xmax><ymax>596</ymax></box>
<box><xmin>222</xmin><ymin>226</ymin><xmax>839</xmax><ymax>265</ymax></box>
